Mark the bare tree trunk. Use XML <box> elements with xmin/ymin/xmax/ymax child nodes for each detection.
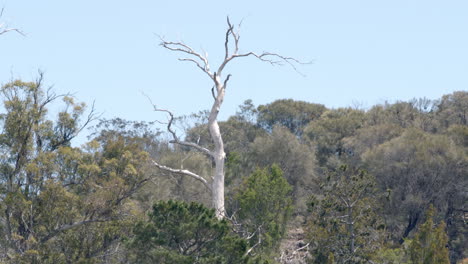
<box><xmin>209</xmin><ymin>78</ymin><xmax>226</xmax><ymax>217</ymax></box>
<box><xmin>152</xmin><ymin>17</ymin><xmax>306</xmax><ymax>219</ymax></box>
<box><xmin>211</xmin><ymin>132</ymin><xmax>225</xmax><ymax>217</ymax></box>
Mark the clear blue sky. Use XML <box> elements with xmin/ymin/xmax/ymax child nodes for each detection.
<box><xmin>1</xmin><ymin>1</ymin><xmax>467</xmax><ymax>135</ymax></box>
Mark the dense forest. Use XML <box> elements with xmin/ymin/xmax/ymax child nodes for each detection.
<box><xmin>0</xmin><ymin>74</ymin><xmax>466</xmax><ymax>263</ymax></box>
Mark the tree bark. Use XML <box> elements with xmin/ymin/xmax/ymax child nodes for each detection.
<box><xmin>209</xmin><ymin>77</ymin><xmax>226</xmax><ymax>218</ymax></box>
<box><xmin>154</xmin><ymin>17</ymin><xmax>305</xmax><ymax>219</ymax></box>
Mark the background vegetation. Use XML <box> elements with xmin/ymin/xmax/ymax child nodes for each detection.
<box><xmin>0</xmin><ymin>76</ymin><xmax>465</xmax><ymax>263</ymax></box>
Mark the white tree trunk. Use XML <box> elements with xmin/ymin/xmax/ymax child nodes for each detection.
<box><xmin>209</xmin><ymin>81</ymin><xmax>226</xmax><ymax>218</ymax></box>
<box><xmin>154</xmin><ymin>17</ymin><xmax>304</xmax><ymax>220</ymax></box>
<box><xmin>211</xmin><ymin>140</ymin><xmax>225</xmax><ymax>218</ymax></box>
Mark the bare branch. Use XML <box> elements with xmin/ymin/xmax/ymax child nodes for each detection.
<box><xmin>178</xmin><ymin>57</ymin><xmax>207</xmax><ymax>73</ymax></box>
<box><xmin>0</xmin><ymin>27</ymin><xmax>24</xmax><ymax>36</ymax></box>
<box><xmin>158</xmin><ymin>35</ymin><xmax>213</xmax><ymax>80</ymax></box>
<box><xmin>216</xmin><ymin>18</ymin><xmax>310</xmax><ymax>76</ymax></box>
<box><xmin>230</xmin><ymin>51</ymin><xmax>310</xmax><ymax>76</ymax></box>
<box><xmin>152</xmin><ymin>159</ymin><xmax>211</xmax><ymax>191</ymax></box>
<box><xmin>0</xmin><ymin>7</ymin><xmax>25</xmax><ymax>36</ymax></box>
<box><xmin>144</xmin><ymin>94</ymin><xmax>214</xmax><ymax>158</ymax></box>
<box><xmin>244</xmin><ymin>225</ymin><xmax>262</xmax><ymax>257</ymax></box>
<box><xmin>143</xmin><ymin>93</ymin><xmax>213</xmax><ymax>192</ymax></box>
<box><xmin>213</xmin><ymin>71</ymin><xmax>220</xmax><ymax>88</ymax></box>
<box><xmin>211</xmin><ymin>86</ymin><xmax>216</xmax><ymax>100</ymax></box>
<box><xmin>223</xmin><ymin>74</ymin><xmax>232</xmax><ymax>89</ymax></box>
<box><xmin>224</xmin><ymin>17</ymin><xmax>234</xmax><ymax>60</ymax></box>
<box><xmin>295</xmin><ymin>242</ymin><xmax>310</xmax><ymax>252</ymax></box>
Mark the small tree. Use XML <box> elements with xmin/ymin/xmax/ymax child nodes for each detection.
<box><xmin>234</xmin><ymin>164</ymin><xmax>292</xmax><ymax>257</ymax></box>
<box><xmin>307</xmin><ymin>165</ymin><xmax>382</xmax><ymax>263</ymax></box>
<box><xmin>151</xmin><ymin>18</ymin><xmax>306</xmax><ymax>219</ymax></box>
<box><xmin>0</xmin><ymin>76</ymin><xmax>151</xmax><ymax>263</ymax></box>
<box><xmin>128</xmin><ymin>200</ymin><xmax>248</xmax><ymax>264</ymax></box>
<box><xmin>409</xmin><ymin>205</ymin><xmax>450</xmax><ymax>264</ymax></box>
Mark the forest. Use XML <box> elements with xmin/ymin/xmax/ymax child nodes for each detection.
<box><xmin>0</xmin><ymin>74</ymin><xmax>466</xmax><ymax>263</ymax></box>
<box><xmin>1</xmin><ymin>7</ymin><xmax>467</xmax><ymax>264</ymax></box>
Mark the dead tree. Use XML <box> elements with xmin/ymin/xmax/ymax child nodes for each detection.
<box><xmin>152</xmin><ymin>17</ymin><xmax>307</xmax><ymax>219</ymax></box>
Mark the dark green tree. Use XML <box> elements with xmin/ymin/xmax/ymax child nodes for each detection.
<box><xmin>307</xmin><ymin>165</ymin><xmax>382</xmax><ymax>264</ymax></box>
<box><xmin>233</xmin><ymin>164</ymin><xmax>293</xmax><ymax>259</ymax></box>
<box><xmin>128</xmin><ymin>200</ymin><xmax>248</xmax><ymax>264</ymax></box>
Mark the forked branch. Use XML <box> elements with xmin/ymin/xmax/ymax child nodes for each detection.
<box><xmin>159</xmin><ymin>16</ymin><xmax>309</xmax><ymax>87</ymax></box>
<box><xmin>152</xmin><ymin>18</ymin><xmax>308</xmax><ymax>218</ymax></box>
<box><xmin>145</xmin><ymin>95</ymin><xmax>214</xmax><ymax>158</ymax></box>
<box><xmin>158</xmin><ymin>36</ymin><xmax>214</xmax><ymax>80</ymax></box>
<box><xmin>145</xmin><ymin>95</ymin><xmax>213</xmax><ymax>190</ymax></box>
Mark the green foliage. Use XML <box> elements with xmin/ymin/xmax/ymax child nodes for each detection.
<box><xmin>235</xmin><ymin>99</ymin><xmax>258</xmax><ymax>123</ymax></box>
<box><xmin>307</xmin><ymin>165</ymin><xmax>382</xmax><ymax>263</ymax></box>
<box><xmin>0</xmin><ymin>73</ymin><xmax>465</xmax><ymax>263</ymax></box>
<box><xmin>128</xmin><ymin>200</ymin><xmax>248</xmax><ymax>264</ymax></box>
<box><xmin>248</xmin><ymin>126</ymin><xmax>317</xmax><ymax>213</ymax></box>
<box><xmin>435</xmin><ymin>91</ymin><xmax>468</xmax><ymax>128</ymax></box>
<box><xmin>257</xmin><ymin>99</ymin><xmax>326</xmax><ymax>136</ymax></box>
<box><xmin>234</xmin><ymin>164</ymin><xmax>292</xmax><ymax>258</ymax></box>
<box><xmin>409</xmin><ymin>205</ymin><xmax>450</xmax><ymax>264</ymax></box>
<box><xmin>372</xmin><ymin>245</ymin><xmax>410</xmax><ymax>264</ymax></box>
<box><xmin>0</xmin><ymin>77</ymin><xmax>149</xmax><ymax>263</ymax></box>
<box><xmin>304</xmin><ymin>108</ymin><xmax>366</xmax><ymax>166</ymax></box>
<box><xmin>362</xmin><ymin>128</ymin><xmax>467</xmax><ymax>245</ymax></box>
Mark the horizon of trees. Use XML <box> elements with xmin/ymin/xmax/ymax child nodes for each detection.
<box><xmin>0</xmin><ymin>73</ymin><xmax>465</xmax><ymax>263</ymax></box>
<box><xmin>2</xmin><ymin>8</ymin><xmax>466</xmax><ymax>263</ymax></box>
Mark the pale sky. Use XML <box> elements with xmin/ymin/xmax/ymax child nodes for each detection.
<box><xmin>1</xmin><ymin>1</ymin><xmax>467</xmax><ymax>141</ymax></box>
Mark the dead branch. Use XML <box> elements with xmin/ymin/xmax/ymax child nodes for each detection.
<box><xmin>0</xmin><ymin>7</ymin><xmax>24</xmax><ymax>36</ymax></box>
<box><xmin>215</xmin><ymin>16</ymin><xmax>310</xmax><ymax>77</ymax></box>
<box><xmin>158</xmin><ymin>35</ymin><xmax>214</xmax><ymax>80</ymax></box>
<box><xmin>145</xmin><ymin>94</ymin><xmax>214</xmax><ymax>158</ymax></box>
<box><xmin>211</xmin><ymin>86</ymin><xmax>216</xmax><ymax>100</ymax></box>
<box><xmin>159</xmin><ymin>16</ymin><xmax>309</xmax><ymax>89</ymax></box>
<box><xmin>151</xmin><ymin>160</ymin><xmax>211</xmax><ymax>191</ymax></box>
<box><xmin>144</xmin><ymin>93</ymin><xmax>213</xmax><ymax>192</ymax></box>
<box><xmin>244</xmin><ymin>226</ymin><xmax>262</xmax><ymax>257</ymax></box>
<box><xmin>153</xmin><ymin>17</ymin><xmax>308</xmax><ymax>219</ymax></box>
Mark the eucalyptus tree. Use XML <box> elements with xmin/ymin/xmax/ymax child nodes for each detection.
<box><xmin>151</xmin><ymin>18</ymin><xmax>306</xmax><ymax>219</ymax></box>
<box><xmin>257</xmin><ymin>99</ymin><xmax>326</xmax><ymax>136</ymax></box>
<box><xmin>304</xmin><ymin>108</ymin><xmax>366</xmax><ymax>166</ymax></box>
<box><xmin>362</xmin><ymin>128</ymin><xmax>467</xmax><ymax>245</ymax></box>
<box><xmin>248</xmin><ymin>126</ymin><xmax>317</xmax><ymax>213</ymax></box>
<box><xmin>0</xmin><ymin>76</ymin><xmax>151</xmax><ymax>263</ymax></box>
